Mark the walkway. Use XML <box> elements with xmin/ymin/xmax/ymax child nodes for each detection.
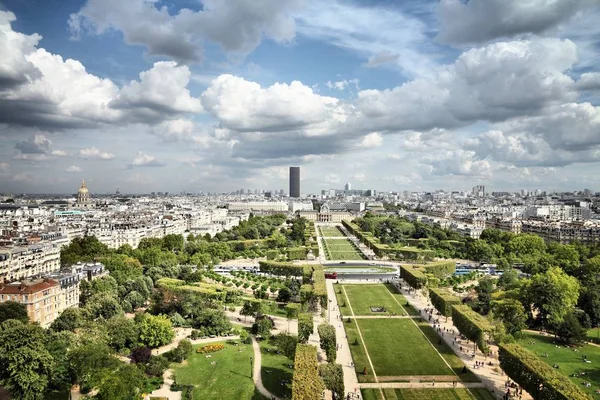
<box><xmin>225</xmin><ymin>307</ymin><xmax>298</xmax><ymax>335</ymax></box>
<box><xmin>252</xmin><ymin>337</ymin><xmax>282</xmax><ymax>400</ymax></box>
<box><xmin>326</xmin><ymin>279</ymin><xmax>361</xmax><ymax>399</ymax></box>
<box><xmin>344</xmin><ymin>315</ymin><xmax>419</xmax><ymax>319</ymax></box>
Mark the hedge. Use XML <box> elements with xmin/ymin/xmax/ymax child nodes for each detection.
<box><xmin>424</xmin><ymin>261</ymin><xmax>456</xmax><ymax>277</ymax></box>
<box><xmin>300</xmin><ymin>284</ymin><xmax>315</xmax><ymax>306</ymax></box>
<box><xmin>451</xmin><ymin>304</ymin><xmax>493</xmax><ymax>353</ymax></box>
<box><xmin>292</xmin><ymin>344</ymin><xmax>325</xmax><ymax>400</ymax></box>
<box><xmin>259</xmin><ymin>261</ymin><xmax>304</xmax><ymax>277</ymax></box>
<box><xmin>400</xmin><ymin>265</ymin><xmax>427</xmax><ymax>289</ymax></box>
<box><xmin>298</xmin><ymin>313</ymin><xmax>314</xmax><ymax>343</ymax></box>
<box><xmin>287</xmin><ymin>247</ymin><xmax>308</xmax><ymax>260</ymax></box>
<box><xmin>311</xmin><ymin>266</ymin><xmax>327</xmax><ymax>307</ymax></box>
<box><xmin>317</xmin><ymin>323</ymin><xmax>337</xmax><ymax>363</ymax></box>
<box><xmin>429</xmin><ymin>288</ymin><xmax>461</xmax><ymax>317</ymax></box>
<box><xmin>498</xmin><ymin>343</ymin><xmax>592</xmax><ymax>400</ymax></box>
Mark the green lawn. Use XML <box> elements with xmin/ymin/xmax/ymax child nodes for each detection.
<box><xmin>587</xmin><ymin>328</ymin><xmax>600</xmax><ymax>344</ymax></box>
<box><xmin>354</xmin><ymin>319</ymin><xmax>455</xmax><ymax>378</ymax></box>
<box><xmin>362</xmin><ymin>388</ymin><xmax>495</xmax><ymax>400</ymax></box>
<box><xmin>172</xmin><ymin>341</ymin><xmax>267</xmax><ymax>400</ymax></box>
<box><xmin>517</xmin><ymin>331</ymin><xmax>600</xmax><ymax>397</ymax></box>
<box><xmin>341</xmin><ymin>284</ymin><xmax>407</xmax><ymax>316</ymax></box>
<box><xmin>319</xmin><ymin>226</ymin><xmax>345</xmax><ymax>237</ymax></box>
<box><xmin>259</xmin><ymin>338</ymin><xmax>294</xmax><ymax>398</ymax></box>
<box><xmin>323</xmin><ymin>238</ymin><xmax>365</xmax><ymax>260</ymax></box>
<box><xmin>384</xmin><ymin>284</ymin><xmax>420</xmax><ymax>316</ymax></box>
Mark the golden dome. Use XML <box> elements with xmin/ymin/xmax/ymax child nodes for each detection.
<box><xmin>78</xmin><ymin>180</ymin><xmax>89</xmax><ymax>194</ymax></box>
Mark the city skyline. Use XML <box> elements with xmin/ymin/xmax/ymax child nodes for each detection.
<box><xmin>0</xmin><ymin>1</ymin><xmax>600</xmax><ymax>194</ymax></box>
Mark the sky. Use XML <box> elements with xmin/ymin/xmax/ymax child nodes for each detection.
<box><xmin>1</xmin><ymin>0</ymin><xmax>600</xmax><ymax>195</ymax></box>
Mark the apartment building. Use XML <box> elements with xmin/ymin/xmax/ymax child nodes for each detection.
<box><xmin>0</xmin><ymin>279</ymin><xmax>61</xmax><ymax>327</ymax></box>
<box><xmin>0</xmin><ymin>243</ymin><xmax>61</xmax><ymax>283</ymax></box>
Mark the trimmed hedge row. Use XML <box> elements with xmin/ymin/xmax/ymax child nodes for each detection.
<box><xmin>292</xmin><ymin>344</ymin><xmax>325</xmax><ymax>400</ymax></box>
<box><xmin>287</xmin><ymin>247</ymin><xmax>308</xmax><ymax>260</ymax></box>
<box><xmin>498</xmin><ymin>343</ymin><xmax>592</xmax><ymax>400</ymax></box>
<box><xmin>298</xmin><ymin>313</ymin><xmax>314</xmax><ymax>343</ymax></box>
<box><xmin>259</xmin><ymin>261</ymin><xmax>304</xmax><ymax>277</ymax></box>
<box><xmin>451</xmin><ymin>304</ymin><xmax>493</xmax><ymax>353</ymax></box>
<box><xmin>424</xmin><ymin>261</ymin><xmax>456</xmax><ymax>277</ymax></box>
<box><xmin>429</xmin><ymin>288</ymin><xmax>461</xmax><ymax>317</ymax></box>
<box><xmin>400</xmin><ymin>265</ymin><xmax>428</xmax><ymax>289</ymax></box>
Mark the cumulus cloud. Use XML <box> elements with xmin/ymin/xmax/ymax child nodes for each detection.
<box><xmin>66</xmin><ymin>165</ymin><xmax>82</xmax><ymax>173</ymax></box>
<box><xmin>0</xmin><ymin>162</ymin><xmax>9</xmax><ymax>175</ymax></box>
<box><xmin>152</xmin><ymin>119</ymin><xmax>196</xmax><ymax>142</ymax></box>
<box><xmin>78</xmin><ymin>147</ymin><xmax>115</xmax><ymax>160</ymax></box>
<box><xmin>352</xmin><ymin>38</ymin><xmax>578</xmax><ymax>133</ymax></box>
<box><xmin>129</xmin><ymin>151</ymin><xmax>165</xmax><ymax>167</ymax></box>
<box><xmin>576</xmin><ymin>72</ymin><xmax>600</xmax><ymax>91</ymax></box>
<box><xmin>110</xmin><ymin>62</ymin><xmax>203</xmax><ymax>120</ymax></box>
<box><xmin>202</xmin><ymin>74</ymin><xmax>348</xmax><ymax>134</ymax></box>
<box><xmin>359</xmin><ymin>132</ymin><xmax>383</xmax><ymax>148</ymax></box>
<box><xmin>51</xmin><ymin>150</ymin><xmax>68</xmax><ymax>157</ymax></box>
<box><xmin>15</xmin><ymin>134</ymin><xmax>52</xmax><ymax>154</ymax></box>
<box><xmin>437</xmin><ymin>0</ymin><xmax>592</xmax><ymax>45</ymax></box>
<box><xmin>0</xmin><ymin>13</ymin><xmax>205</xmax><ymax>130</ymax></box>
<box><xmin>423</xmin><ymin>150</ymin><xmax>492</xmax><ymax>177</ymax></box>
<box><xmin>68</xmin><ymin>0</ymin><xmax>303</xmax><ymax>63</ymax></box>
<box><xmin>0</xmin><ymin>11</ymin><xmax>41</xmax><ymax>89</ymax></box>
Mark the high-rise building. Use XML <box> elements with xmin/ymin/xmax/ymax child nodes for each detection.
<box><xmin>472</xmin><ymin>185</ymin><xmax>485</xmax><ymax>198</ymax></box>
<box><xmin>344</xmin><ymin>182</ymin><xmax>351</xmax><ymax>191</ymax></box>
<box><xmin>289</xmin><ymin>167</ymin><xmax>300</xmax><ymax>198</ymax></box>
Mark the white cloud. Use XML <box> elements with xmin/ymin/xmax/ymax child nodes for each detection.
<box><xmin>69</xmin><ymin>0</ymin><xmax>303</xmax><ymax>63</ymax></box>
<box><xmin>423</xmin><ymin>150</ymin><xmax>492</xmax><ymax>177</ymax></box>
<box><xmin>130</xmin><ymin>151</ymin><xmax>165</xmax><ymax>167</ymax></box>
<box><xmin>0</xmin><ymin>162</ymin><xmax>9</xmax><ymax>175</ymax></box>
<box><xmin>0</xmin><ymin>11</ymin><xmax>41</xmax><ymax>89</ymax></box>
<box><xmin>201</xmin><ymin>74</ymin><xmax>348</xmax><ymax>135</ymax></box>
<box><xmin>15</xmin><ymin>134</ymin><xmax>52</xmax><ymax>154</ymax></box>
<box><xmin>365</xmin><ymin>51</ymin><xmax>400</xmax><ymax>68</ymax></box>
<box><xmin>78</xmin><ymin>147</ymin><xmax>115</xmax><ymax>160</ymax></box>
<box><xmin>51</xmin><ymin>150</ymin><xmax>68</xmax><ymax>157</ymax></box>
<box><xmin>325</xmin><ymin>79</ymin><xmax>359</xmax><ymax>91</ymax></box>
<box><xmin>359</xmin><ymin>132</ymin><xmax>383</xmax><ymax>148</ymax></box>
<box><xmin>110</xmin><ymin>62</ymin><xmax>203</xmax><ymax>118</ymax></box>
<box><xmin>576</xmin><ymin>72</ymin><xmax>600</xmax><ymax>91</ymax></box>
<box><xmin>66</xmin><ymin>165</ymin><xmax>82</xmax><ymax>173</ymax></box>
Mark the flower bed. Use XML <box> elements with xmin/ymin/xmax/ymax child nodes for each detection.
<box><xmin>196</xmin><ymin>343</ymin><xmax>225</xmax><ymax>354</ymax></box>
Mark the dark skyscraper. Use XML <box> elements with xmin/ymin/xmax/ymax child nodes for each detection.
<box><xmin>289</xmin><ymin>167</ymin><xmax>300</xmax><ymax>198</ymax></box>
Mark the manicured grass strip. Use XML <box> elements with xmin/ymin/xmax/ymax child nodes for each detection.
<box><xmin>343</xmin><ymin>314</ymin><xmax>377</xmax><ymax>383</ymax></box>
<box><xmin>356</xmin><ymin>319</ymin><xmax>454</xmax><ymax>377</ymax></box>
<box><xmin>394</xmin><ymin>388</ymin><xmax>493</xmax><ymax>400</ymax></box>
<box><xmin>415</xmin><ymin>321</ymin><xmax>480</xmax><ymax>383</ymax></box>
<box><xmin>384</xmin><ymin>283</ymin><xmax>420</xmax><ymax>316</ymax></box>
<box><xmin>259</xmin><ymin>338</ymin><xmax>294</xmax><ymax>398</ymax></box>
<box><xmin>319</xmin><ymin>226</ymin><xmax>346</xmax><ymax>237</ymax></box>
<box><xmin>334</xmin><ymin>284</ymin><xmax>350</xmax><ymax>317</ymax></box>
<box><xmin>343</xmin><ymin>284</ymin><xmax>407</xmax><ymax>316</ymax></box>
<box><xmin>517</xmin><ymin>331</ymin><xmax>600</xmax><ymax>398</ymax></box>
<box><xmin>362</xmin><ymin>388</ymin><xmax>494</xmax><ymax>400</ymax></box>
<box><xmin>172</xmin><ymin>341</ymin><xmax>268</xmax><ymax>400</ymax></box>
<box><xmin>323</xmin><ymin>237</ymin><xmax>365</xmax><ymax>260</ymax></box>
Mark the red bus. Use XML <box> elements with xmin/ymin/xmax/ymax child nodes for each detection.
<box><xmin>325</xmin><ymin>272</ymin><xmax>338</xmax><ymax>279</ymax></box>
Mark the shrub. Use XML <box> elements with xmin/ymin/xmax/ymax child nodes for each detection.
<box><xmin>292</xmin><ymin>344</ymin><xmax>325</xmax><ymax>400</ymax></box>
<box><xmin>130</xmin><ymin>346</ymin><xmax>152</xmax><ymax>364</ymax></box>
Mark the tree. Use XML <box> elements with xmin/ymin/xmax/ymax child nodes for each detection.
<box><xmin>145</xmin><ymin>355</ymin><xmax>170</xmax><ymax>377</ymax></box>
<box><xmin>45</xmin><ymin>331</ymin><xmax>76</xmax><ymax>393</ymax></box>
<box><xmin>50</xmin><ymin>307</ymin><xmax>84</xmax><ymax>332</ymax></box>
<box><xmin>0</xmin><ymin>301</ymin><xmax>28</xmax><ymax>324</ymax></box>
<box><xmin>193</xmin><ymin>309</ymin><xmax>232</xmax><ymax>334</ymax></box>
<box><xmin>69</xmin><ymin>342</ymin><xmax>120</xmax><ymax>392</ymax></box>
<box><xmin>275</xmin><ymin>333</ymin><xmax>298</xmax><ymax>359</ymax></box>
<box><xmin>507</xmin><ymin>234</ymin><xmax>546</xmax><ymax>258</ymax></box>
<box><xmin>319</xmin><ymin>363</ymin><xmax>344</xmax><ymax>400</ymax></box>
<box><xmin>252</xmin><ymin>315</ymin><xmax>274</xmax><ymax>338</ymax></box>
<box><xmin>298</xmin><ymin>313</ymin><xmax>314</xmax><ymax>344</ymax></box>
<box><xmin>124</xmin><ymin>290</ymin><xmax>145</xmax><ymax>310</ymax></box>
<box><xmin>101</xmin><ymin>254</ymin><xmax>143</xmax><ymax>285</ymax></box>
<box><xmin>137</xmin><ymin>314</ymin><xmax>174</xmax><ymax>348</ymax></box>
<box><xmin>527</xmin><ymin>267</ymin><xmax>580</xmax><ymax>328</ymax></box>
<box><xmin>276</xmin><ymin>287</ymin><xmax>292</xmax><ymax>303</ymax></box>
<box><xmin>106</xmin><ymin>316</ymin><xmax>139</xmax><ymax>352</ymax></box>
<box><xmin>475</xmin><ymin>277</ymin><xmax>495</xmax><ymax>315</ymax></box>
<box><xmin>555</xmin><ymin>312</ymin><xmax>587</xmax><ymax>345</ymax></box>
<box><xmin>83</xmin><ymin>293</ymin><xmax>123</xmax><ymax>320</ymax></box>
<box><xmin>95</xmin><ymin>364</ymin><xmax>147</xmax><ymax>400</ymax></box>
<box><xmin>130</xmin><ymin>346</ymin><xmax>152</xmax><ymax>364</ymax></box>
<box><xmin>317</xmin><ymin>324</ymin><xmax>337</xmax><ymax>363</ymax></box>
<box><xmin>0</xmin><ymin>324</ymin><xmax>54</xmax><ymax>400</ymax></box>
<box><xmin>497</xmin><ymin>268</ymin><xmax>519</xmax><ymax>289</ymax></box>
<box><xmin>578</xmin><ymin>281</ymin><xmax>600</xmax><ymax>327</ymax></box>
<box><xmin>493</xmin><ymin>299</ymin><xmax>527</xmax><ymax>337</ymax></box>
<box><xmin>549</xmin><ymin>243</ymin><xmax>581</xmax><ymax>276</ymax></box>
